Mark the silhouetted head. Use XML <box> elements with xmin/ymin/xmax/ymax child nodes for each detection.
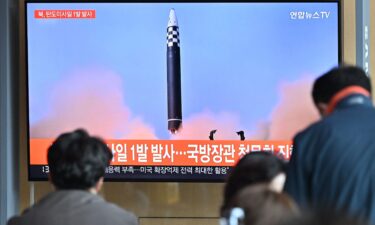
<box><xmin>278</xmin><ymin>210</ymin><xmax>370</xmax><ymax>225</ymax></box>
<box><xmin>221</xmin><ymin>152</ymin><xmax>287</xmax><ymax>215</ymax></box>
<box><xmin>48</xmin><ymin>129</ymin><xmax>113</xmax><ymax>190</ymax></box>
<box><xmin>236</xmin><ymin>131</ymin><xmax>245</xmax><ymax>140</ymax></box>
<box><xmin>236</xmin><ymin>131</ymin><xmax>244</xmax><ymax>135</ymax></box>
<box><xmin>209</xmin><ymin>129</ymin><xmax>217</xmax><ymax>140</ymax></box>
<box><xmin>221</xmin><ymin>185</ymin><xmax>299</xmax><ymax>225</ymax></box>
<box><xmin>312</xmin><ymin>66</ymin><xmax>371</xmax><ymax>116</ymax></box>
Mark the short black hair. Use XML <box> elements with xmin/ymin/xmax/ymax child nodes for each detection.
<box><xmin>312</xmin><ymin>66</ymin><xmax>371</xmax><ymax>105</ymax></box>
<box><xmin>47</xmin><ymin>129</ymin><xmax>113</xmax><ymax>190</ymax></box>
<box><xmin>221</xmin><ymin>152</ymin><xmax>287</xmax><ymax>215</ymax></box>
<box><xmin>279</xmin><ymin>210</ymin><xmax>370</xmax><ymax>225</ymax></box>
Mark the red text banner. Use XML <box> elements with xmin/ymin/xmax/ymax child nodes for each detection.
<box><xmin>30</xmin><ymin>139</ymin><xmax>292</xmax><ymax>166</ymax></box>
<box><xmin>34</xmin><ymin>10</ymin><xmax>96</xmax><ymax>19</ymax></box>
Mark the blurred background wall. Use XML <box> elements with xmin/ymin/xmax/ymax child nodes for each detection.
<box><xmin>1</xmin><ymin>1</ymin><xmax>373</xmax><ymax>225</ymax></box>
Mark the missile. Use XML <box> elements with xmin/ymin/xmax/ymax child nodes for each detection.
<box><xmin>167</xmin><ymin>9</ymin><xmax>182</xmax><ymax>134</ymax></box>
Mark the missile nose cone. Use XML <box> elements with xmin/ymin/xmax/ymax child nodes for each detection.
<box><xmin>167</xmin><ymin>8</ymin><xmax>178</xmax><ymax>27</ymax></box>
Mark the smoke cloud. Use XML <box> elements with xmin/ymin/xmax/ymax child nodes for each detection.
<box><xmin>267</xmin><ymin>77</ymin><xmax>320</xmax><ymax>140</ymax></box>
<box><xmin>171</xmin><ymin>110</ymin><xmax>250</xmax><ymax>140</ymax></box>
<box><xmin>31</xmin><ymin>70</ymin><xmax>319</xmax><ymax>141</ymax></box>
<box><xmin>31</xmin><ymin>68</ymin><xmax>157</xmax><ymax>139</ymax></box>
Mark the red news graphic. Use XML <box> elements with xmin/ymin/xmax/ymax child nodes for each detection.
<box><xmin>34</xmin><ymin>10</ymin><xmax>96</xmax><ymax>19</ymax></box>
<box><xmin>30</xmin><ymin>139</ymin><xmax>293</xmax><ymax>166</ymax></box>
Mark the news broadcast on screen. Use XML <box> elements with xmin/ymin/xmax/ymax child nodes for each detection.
<box><xmin>26</xmin><ymin>1</ymin><xmax>339</xmax><ymax>181</ymax></box>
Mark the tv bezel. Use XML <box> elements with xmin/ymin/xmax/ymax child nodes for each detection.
<box><xmin>25</xmin><ymin>0</ymin><xmax>342</xmax><ymax>182</ymax></box>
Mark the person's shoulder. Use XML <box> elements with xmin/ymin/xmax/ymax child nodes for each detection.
<box><xmin>5</xmin><ymin>194</ymin><xmax>47</xmax><ymax>225</ymax></box>
<box><xmin>7</xmin><ymin>215</ymin><xmax>26</xmax><ymax>225</ymax></box>
<box><xmin>294</xmin><ymin>118</ymin><xmax>333</xmax><ymax>142</ymax></box>
<box><xmin>105</xmin><ymin>202</ymin><xmax>137</xmax><ymax>218</ymax></box>
<box><xmin>7</xmin><ymin>217</ymin><xmax>17</xmax><ymax>225</ymax></box>
<box><xmin>96</xmin><ymin>200</ymin><xmax>138</xmax><ymax>224</ymax></box>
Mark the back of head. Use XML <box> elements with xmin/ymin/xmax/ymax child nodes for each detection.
<box><xmin>278</xmin><ymin>210</ymin><xmax>370</xmax><ymax>225</ymax></box>
<box><xmin>222</xmin><ymin>152</ymin><xmax>287</xmax><ymax>214</ymax></box>
<box><xmin>312</xmin><ymin>66</ymin><xmax>371</xmax><ymax>105</ymax></box>
<box><xmin>221</xmin><ymin>185</ymin><xmax>299</xmax><ymax>225</ymax></box>
<box><xmin>47</xmin><ymin>129</ymin><xmax>113</xmax><ymax>190</ymax></box>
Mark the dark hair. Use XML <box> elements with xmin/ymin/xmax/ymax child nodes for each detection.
<box><xmin>221</xmin><ymin>152</ymin><xmax>287</xmax><ymax>215</ymax></box>
<box><xmin>312</xmin><ymin>66</ymin><xmax>371</xmax><ymax>105</ymax></box>
<box><xmin>47</xmin><ymin>129</ymin><xmax>113</xmax><ymax>190</ymax></box>
<box><xmin>278</xmin><ymin>210</ymin><xmax>370</xmax><ymax>225</ymax></box>
<box><xmin>222</xmin><ymin>185</ymin><xmax>299</xmax><ymax>225</ymax></box>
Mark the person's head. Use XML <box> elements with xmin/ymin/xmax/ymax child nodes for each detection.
<box><xmin>312</xmin><ymin>66</ymin><xmax>371</xmax><ymax>116</ymax></box>
<box><xmin>221</xmin><ymin>185</ymin><xmax>299</xmax><ymax>225</ymax></box>
<box><xmin>278</xmin><ymin>210</ymin><xmax>370</xmax><ymax>225</ymax></box>
<box><xmin>221</xmin><ymin>152</ymin><xmax>287</xmax><ymax>215</ymax></box>
<box><xmin>47</xmin><ymin>129</ymin><xmax>113</xmax><ymax>193</ymax></box>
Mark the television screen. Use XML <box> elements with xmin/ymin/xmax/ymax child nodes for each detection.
<box><xmin>26</xmin><ymin>1</ymin><xmax>340</xmax><ymax>181</ymax></box>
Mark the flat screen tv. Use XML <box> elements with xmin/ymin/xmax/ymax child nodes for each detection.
<box><xmin>26</xmin><ymin>1</ymin><xmax>340</xmax><ymax>181</ymax></box>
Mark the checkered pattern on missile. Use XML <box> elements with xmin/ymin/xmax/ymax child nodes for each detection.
<box><xmin>167</xmin><ymin>26</ymin><xmax>180</xmax><ymax>47</ymax></box>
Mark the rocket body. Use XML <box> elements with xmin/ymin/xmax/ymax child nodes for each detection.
<box><xmin>167</xmin><ymin>9</ymin><xmax>182</xmax><ymax>133</ymax></box>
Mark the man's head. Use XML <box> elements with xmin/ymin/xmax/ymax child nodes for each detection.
<box><xmin>47</xmin><ymin>129</ymin><xmax>113</xmax><ymax>191</ymax></box>
<box><xmin>312</xmin><ymin>66</ymin><xmax>371</xmax><ymax>116</ymax></box>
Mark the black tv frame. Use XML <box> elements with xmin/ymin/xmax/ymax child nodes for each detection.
<box><xmin>25</xmin><ymin>0</ymin><xmax>342</xmax><ymax>182</ymax></box>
